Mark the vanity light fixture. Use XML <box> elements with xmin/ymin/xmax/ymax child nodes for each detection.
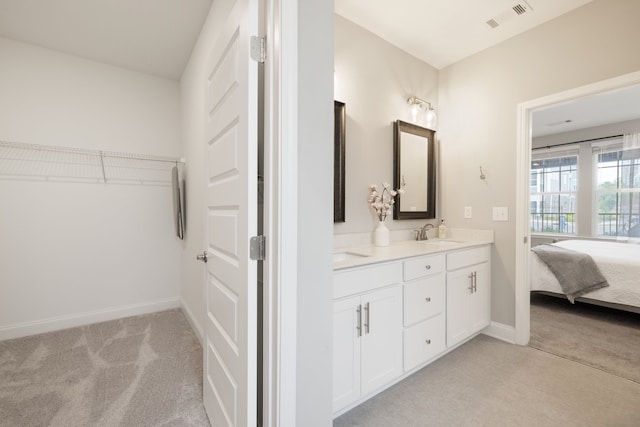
<box><xmin>407</xmin><ymin>96</ymin><xmax>438</xmax><ymax>128</ymax></box>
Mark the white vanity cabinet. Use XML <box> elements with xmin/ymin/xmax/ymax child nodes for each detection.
<box><xmin>332</xmin><ymin>263</ymin><xmax>403</xmax><ymax>413</ymax></box>
<box><xmin>333</xmin><ymin>241</ymin><xmax>492</xmax><ymax>416</ymax></box>
<box><xmin>446</xmin><ymin>246</ymin><xmax>491</xmax><ymax>348</ymax></box>
<box><xmin>402</xmin><ymin>254</ymin><xmax>447</xmax><ymax>371</ymax></box>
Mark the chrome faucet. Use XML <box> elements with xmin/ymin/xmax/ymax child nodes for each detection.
<box><xmin>414</xmin><ymin>223</ymin><xmax>434</xmax><ymax>241</ymax></box>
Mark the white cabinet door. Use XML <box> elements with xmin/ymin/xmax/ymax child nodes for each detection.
<box><xmin>332</xmin><ymin>295</ymin><xmax>361</xmax><ymax>412</ymax></box>
<box><xmin>446</xmin><ymin>262</ymin><xmax>490</xmax><ymax>348</ymax></box>
<box><xmin>469</xmin><ymin>262</ymin><xmax>491</xmax><ymax>333</ymax></box>
<box><xmin>360</xmin><ymin>285</ymin><xmax>403</xmax><ymax>396</ymax></box>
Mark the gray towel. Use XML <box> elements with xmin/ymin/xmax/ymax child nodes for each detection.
<box><xmin>532</xmin><ymin>244</ymin><xmax>609</xmax><ymax>303</ymax></box>
<box><xmin>171</xmin><ymin>166</ymin><xmax>184</xmax><ymax>240</ymax></box>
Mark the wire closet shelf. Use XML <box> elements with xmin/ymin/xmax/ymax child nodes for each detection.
<box><xmin>0</xmin><ymin>140</ymin><xmax>182</xmax><ymax>186</ymax></box>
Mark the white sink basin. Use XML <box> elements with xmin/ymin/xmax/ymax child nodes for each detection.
<box><xmin>333</xmin><ymin>251</ymin><xmax>371</xmax><ymax>262</ymax></box>
<box><xmin>419</xmin><ymin>239</ymin><xmax>464</xmax><ymax>246</ymax></box>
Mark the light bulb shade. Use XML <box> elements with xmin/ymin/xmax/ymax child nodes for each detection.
<box><xmin>426</xmin><ymin>108</ymin><xmax>437</xmax><ymax>128</ymax></box>
<box><xmin>410</xmin><ymin>103</ymin><xmax>420</xmax><ymax>121</ymax></box>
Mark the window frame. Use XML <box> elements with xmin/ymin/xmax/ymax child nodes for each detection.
<box><xmin>593</xmin><ymin>140</ymin><xmax>640</xmax><ymax>237</ymax></box>
<box><xmin>530</xmin><ymin>148</ymin><xmax>579</xmax><ymax>235</ymax></box>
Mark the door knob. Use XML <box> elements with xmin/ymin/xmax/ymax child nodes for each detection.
<box><xmin>196</xmin><ymin>251</ymin><xmax>208</xmax><ymax>263</ymax></box>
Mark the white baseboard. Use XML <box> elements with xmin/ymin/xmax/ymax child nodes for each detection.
<box><xmin>482</xmin><ymin>321</ymin><xmax>517</xmax><ymax>344</ymax></box>
<box><xmin>180</xmin><ymin>299</ymin><xmax>204</xmax><ymax>346</ymax></box>
<box><xmin>0</xmin><ymin>297</ymin><xmax>180</xmax><ymax>341</ymax></box>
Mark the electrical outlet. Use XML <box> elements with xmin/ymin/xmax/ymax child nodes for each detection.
<box><xmin>492</xmin><ymin>207</ymin><xmax>509</xmax><ymax>221</ymax></box>
<box><xmin>464</xmin><ymin>206</ymin><xmax>472</xmax><ymax>218</ymax></box>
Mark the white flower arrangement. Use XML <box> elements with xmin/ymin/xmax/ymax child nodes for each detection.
<box><xmin>368</xmin><ymin>182</ymin><xmax>404</xmax><ymax>222</ymax></box>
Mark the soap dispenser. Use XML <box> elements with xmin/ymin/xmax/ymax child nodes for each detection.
<box><xmin>438</xmin><ymin>219</ymin><xmax>447</xmax><ymax>239</ymax></box>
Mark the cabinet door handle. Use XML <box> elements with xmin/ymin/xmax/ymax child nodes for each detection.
<box><xmin>425</xmin><ymin>297</ymin><xmax>431</xmax><ymax>302</ymax></box>
<box><xmin>425</xmin><ymin>265</ymin><xmax>431</xmax><ymax>270</ymax></box>
<box><xmin>364</xmin><ymin>302</ymin><xmax>370</xmax><ymax>334</ymax></box>
<box><xmin>473</xmin><ymin>271</ymin><xmax>477</xmax><ymax>293</ymax></box>
<box><xmin>356</xmin><ymin>304</ymin><xmax>362</xmax><ymax>337</ymax></box>
<box><xmin>468</xmin><ymin>273</ymin><xmax>474</xmax><ymax>293</ymax></box>
<box><xmin>425</xmin><ymin>339</ymin><xmax>432</xmax><ymax>344</ymax></box>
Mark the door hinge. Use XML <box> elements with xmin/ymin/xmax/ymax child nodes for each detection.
<box><xmin>250</xmin><ymin>235</ymin><xmax>266</xmax><ymax>260</ymax></box>
<box><xmin>250</xmin><ymin>36</ymin><xmax>266</xmax><ymax>63</ymax></box>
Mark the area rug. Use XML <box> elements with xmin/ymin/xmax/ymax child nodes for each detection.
<box><xmin>0</xmin><ymin>309</ymin><xmax>210</xmax><ymax>427</ymax></box>
<box><xmin>529</xmin><ymin>293</ymin><xmax>640</xmax><ymax>384</ymax></box>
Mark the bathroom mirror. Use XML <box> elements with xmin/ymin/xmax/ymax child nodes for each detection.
<box><xmin>393</xmin><ymin>120</ymin><xmax>436</xmax><ymax>220</ymax></box>
<box><xmin>334</xmin><ymin>101</ymin><xmax>346</xmax><ymax>222</ymax></box>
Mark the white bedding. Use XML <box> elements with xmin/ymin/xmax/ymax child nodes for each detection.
<box><xmin>530</xmin><ymin>239</ymin><xmax>640</xmax><ymax>308</ymax></box>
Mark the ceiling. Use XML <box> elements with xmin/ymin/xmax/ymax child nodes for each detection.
<box><xmin>531</xmin><ymin>84</ymin><xmax>640</xmax><ymax>137</ymax></box>
<box><xmin>0</xmin><ymin>0</ymin><xmax>212</xmax><ymax>80</ymax></box>
<box><xmin>335</xmin><ymin>0</ymin><xmax>593</xmax><ymax>70</ymax></box>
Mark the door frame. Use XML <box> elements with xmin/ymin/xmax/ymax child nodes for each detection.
<box><xmin>262</xmin><ymin>0</ymin><xmax>299</xmax><ymax>425</ymax></box>
<box><xmin>514</xmin><ymin>70</ymin><xmax>640</xmax><ymax>345</ymax></box>
<box><xmin>263</xmin><ymin>0</ymin><xmax>334</xmax><ymax>424</ymax></box>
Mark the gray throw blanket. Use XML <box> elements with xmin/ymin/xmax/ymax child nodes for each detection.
<box><xmin>531</xmin><ymin>244</ymin><xmax>609</xmax><ymax>303</ymax></box>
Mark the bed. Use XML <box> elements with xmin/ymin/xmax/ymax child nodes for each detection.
<box><xmin>530</xmin><ymin>239</ymin><xmax>640</xmax><ymax>313</ymax></box>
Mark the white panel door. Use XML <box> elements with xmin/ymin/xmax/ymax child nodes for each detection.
<box><xmin>203</xmin><ymin>0</ymin><xmax>259</xmax><ymax>425</ymax></box>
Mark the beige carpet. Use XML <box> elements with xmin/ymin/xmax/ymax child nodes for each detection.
<box><xmin>334</xmin><ymin>334</ymin><xmax>640</xmax><ymax>427</ymax></box>
<box><xmin>0</xmin><ymin>309</ymin><xmax>210</xmax><ymax>427</ymax></box>
<box><xmin>530</xmin><ymin>292</ymin><xmax>640</xmax><ymax>384</ymax></box>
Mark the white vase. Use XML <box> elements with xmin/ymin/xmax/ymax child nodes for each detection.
<box><xmin>374</xmin><ymin>221</ymin><xmax>390</xmax><ymax>246</ymax></box>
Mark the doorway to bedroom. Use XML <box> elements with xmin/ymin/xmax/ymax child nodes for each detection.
<box><xmin>515</xmin><ymin>72</ymin><xmax>640</xmax><ymax>383</ymax></box>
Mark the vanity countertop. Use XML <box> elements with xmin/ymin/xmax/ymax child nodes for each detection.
<box><xmin>333</xmin><ymin>234</ymin><xmax>494</xmax><ymax>271</ymax></box>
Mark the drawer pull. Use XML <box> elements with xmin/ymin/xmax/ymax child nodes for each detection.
<box><xmin>425</xmin><ymin>339</ymin><xmax>431</xmax><ymax>344</ymax></box>
<box><xmin>425</xmin><ymin>297</ymin><xmax>431</xmax><ymax>302</ymax></box>
<box><xmin>425</xmin><ymin>265</ymin><xmax>431</xmax><ymax>270</ymax></box>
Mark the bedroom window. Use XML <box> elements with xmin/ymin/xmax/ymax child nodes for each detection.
<box><xmin>594</xmin><ymin>143</ymin><xmax>640</xmax><ymax>237</ymax></box>
<box><xmin>530</xmin><ymin>154</ymin><xmax>578</xmax><ymax>234</ymax></box>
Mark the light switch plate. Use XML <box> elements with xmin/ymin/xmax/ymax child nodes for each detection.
<box><xmin>464</xmin><ymin>206</ymin><xmax>472</xmax><ymax>218</ymax></box>
<box><xmin>493</xmin><ymin>207</ymin><xmax>509</xmax><ymax>221</ymax></box>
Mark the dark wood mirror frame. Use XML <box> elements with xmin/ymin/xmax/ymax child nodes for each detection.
<box><xmin>393</xmin><ymin>120</ymin><xmax>436</xmax><ymax>220</ymax></box>
<box><xmin>334</xmin><ymin>101</ymin><xmax>346</xmax><ymax>222</ymax></box>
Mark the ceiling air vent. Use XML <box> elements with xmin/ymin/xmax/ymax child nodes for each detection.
<box><xmin>513</xmin><ymin>4</ymin><xmax>528</xmax><ymax>15</ymax></box>
<box><xmin>486</xmin><ymin>1</ymin><xmax>534</xmax><ymax>29</ymax></box>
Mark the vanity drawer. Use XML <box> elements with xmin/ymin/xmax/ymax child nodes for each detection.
<box><xmin>333</xmin><ymin>262</ymin><xmax>402</xmax><ymax>299</ymax></box>
<box><xmin>403</xmin><ymin>253</ymin><xmax>445</xmax><ymax>282</ymax></box>
<box><xmin>403</xmin><ymin>273</ymin><xmax>445</xmax><ymax>326</ymax></box>
<box><xmin>447</xmin><ymin>245</ymin><xmax>490</xmax><ymax>271</ymax></box>
<box><xmin>403</xmin><ymin>314</ymin><xmax>446</xmax><ymax>372</ymax></box>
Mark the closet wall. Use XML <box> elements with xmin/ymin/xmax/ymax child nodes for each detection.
<box><xmin>0</xmin><ymin>37</ymin><xmax>182</xmax><ymax>339</ymax></box>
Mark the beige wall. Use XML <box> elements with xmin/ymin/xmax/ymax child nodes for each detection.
<box><xmin>334</xmin><ymin>15</ymin><xmax>439</xmax><ymax>235</ymax></box>
<box><xmin>438</xmin><ymin>0</ymin><xmax>640</xmax><ymax>326</ymax></box>
<box><xmin>296</xmin><ymin>2</ymin><xmax>335</xmax><ymax>425</ymax></box>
